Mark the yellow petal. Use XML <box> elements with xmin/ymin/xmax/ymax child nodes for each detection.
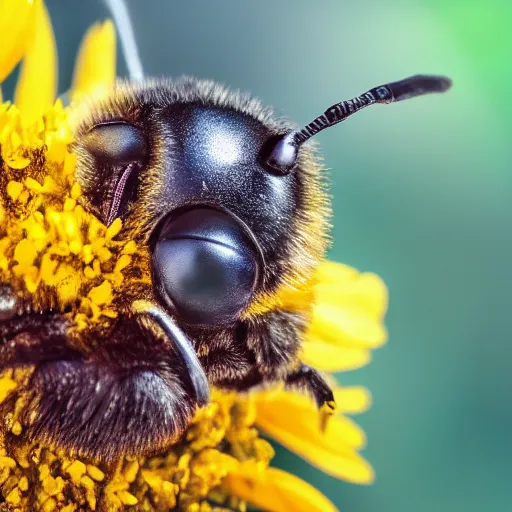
<box><xmin>315</xmin><ymin>267</ymin><xmax>388</xmax><ymax>320</ymax></box>
<box><xmin>0</xmin><ymin>0</ymin><xmax>37</xmax><ymax>82</ymax></box>
<box><xmin>14</xmin><ymin>0</ymin><xmax>57</xmax><ymax>119</ymax></box>
<box><xmin>307</xmin><ymin>301</ymin><xmax>388</xmax><ymax>349</ymax></box>
<box><xmin>334</xmin><ymin>386</ymin><xmax>372</xmax><ymax>414</ymax></box>
<box><xmin>225</xmin><ymin>466</ymin><xmax>338</xmax><ymax>512</ymax></box>
<box><xmin>301</xmin><ymin>341</ymin><xmax>371</xmax><ymax>372</ymax></box>
<box><xmin>305</xmin><ymin>261</ymin><xmax>388</xmax><ymax>350</ymax></box>
<box><xmin>315</xmin><ymin>260</ymin><xmax>359</xmax><ymax>283</ymax></box>
<box><xmin>71</xmin><ymin>20</ymin><xmax>116</xmax><ymax>100</ymax></box>
<box><xmin>253</xmin><ymin>390</ymin><xmax>374</xmax><ymax>483</ymax></box>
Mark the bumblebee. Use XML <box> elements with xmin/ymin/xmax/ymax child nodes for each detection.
<box><xmin>0</xmin><ymin>72</ymin><xmax>450</xmax><ymax>461</ymax></box>
<box><xmin>0</xmin><ymin>0</ymin><xmax>453</xmax><ymax>460</ymax></box>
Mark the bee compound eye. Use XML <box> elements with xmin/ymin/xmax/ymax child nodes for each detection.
<box><xmin>151</xmin><ymin>207</ymin><xmax>260</xmax><ymax>326</ymax></box>
<box><xmin>82</xmin><ymin>122</ymin><xmax>147</xmax><ymax>165</ymax></box>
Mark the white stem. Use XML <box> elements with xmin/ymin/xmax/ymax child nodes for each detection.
<box><xmin>104</xmin><ymin>0</ymin><xmax>144</xmax><ymax>81</ymax></box>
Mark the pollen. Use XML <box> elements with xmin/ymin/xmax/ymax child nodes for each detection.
<box><xmin>86</xmin><ymin>464</ymin><xmax>105</xmax><ymax>482</ymax></box>
<box><xmin>88</xmin><ymin>280</ymin><xmax>112</xmax><ymax>306</ymax></box>
<box><xmin>0</xmin><ymin>373</ymin><xmax>266</xmax><ymax>512</ymax></box>
<box><xmin>64</xmin><ymin>460</ymin><xmax>86</xmax><ymax>484</ymax></box>
<box><xmin>0</xmin><ymin>102</ymin><xmax>139</xmax><ymax>331</ymax></box>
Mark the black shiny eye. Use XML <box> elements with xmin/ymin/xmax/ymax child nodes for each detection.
<box><xmin>151</xmin><ymin>207</ymin><xmax>261</xmax><ymax>326</ymax></box>
<box><xmin>80</xmin><ymin>122</ymin><xmax>147</xmax><ymax>225</ymax></box>
<box><xmin>260</xmin><ymin>134</ymin><xmax>298</xmax><ymax>175</ymax></box>
<box><xmin>82</xmin><ymin>122</ymin><xmax>147</xmax><ymax>164</ymax></box>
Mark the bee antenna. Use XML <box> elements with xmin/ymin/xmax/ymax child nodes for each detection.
<box><xmin>103</xmin><ymin>0</ymin><xmax>144</xmax><ymax>81</ymax></box>
<box><xmin>293</xmin><ymin>75</ymin><xmax>452</xmax><ymax>145</ymax></box>
<box><xmin>264</xmin><ymin>75</ymin><xmax>452</xmax><ymax>173</ymax></box>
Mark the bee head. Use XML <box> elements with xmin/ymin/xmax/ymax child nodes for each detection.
<box><xmin>74</xmin><ymin>74</ymin><xmax>451</xmax><ymax>328</ymax></box>
<box><xmin>73</xmin><ymin>77</ymin><xmax>330</xmax><ymax>327</ymax></box>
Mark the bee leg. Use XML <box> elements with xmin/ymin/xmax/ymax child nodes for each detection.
<box><xmin>246</xmin><ymin>310</ymin><xmax>304</xmax><ymax>379</ymax></box>
<box><xmin>130</xmin><ymin>299</ymin><xmax>210</xmax><ymax>406</ymax></box>
<box><xmin>285</xmin><ymin>363</ymin><xmax>336</xmax><ymax>430</ymax></box>
<box><xmin>245</xmin><ymin>310</ymin><xmax>335</xmax><ymax>429</ymax></box>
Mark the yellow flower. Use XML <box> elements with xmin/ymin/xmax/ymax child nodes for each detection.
<box><xmin>225</xmin><ymin>466</ymin><xmax>338</xmax><ymax>512</ymax></box>
<box><xmin>238</xmin><ymin>262</ymin><xmax>386</xmax><ymax>493</ymax></box>
<box><xmin>0</xmin><ymin>0</ymin><xmax>37</xmax><ymax>84</ymax></box>
<box><xmin>14</xmin><ymin>0</ymin><xmax>57</xmax><ymax>121</ymax></box>
<box><xmin>0</xmin><ymin>98</ymin><xmax>134</xmax><ymax>322</ymax></box>
<box><xmin>0</xmin><ymin>3</ymin><xmax>388</xmax><ymax>511</ymax></box>
<box><xmin>71</xmin><ymin>19</ymin><xmax>116</xmax><ymax>100</ymax></box>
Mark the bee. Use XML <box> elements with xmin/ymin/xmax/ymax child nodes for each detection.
<box><xmin>0</xmin><ymin>3</ymin><xmax>452</xmax><ymax>462</ymax></box>
<box><xmin>0</xmin><ymin>73</ymin><xmax>451</xmax><ymax>461</ymax></box>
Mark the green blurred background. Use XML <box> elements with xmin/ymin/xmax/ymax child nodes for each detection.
<box><xmin>5</xmin><ymin>1</ymin><xmax>512</xmax><ymax>510</ymax></box>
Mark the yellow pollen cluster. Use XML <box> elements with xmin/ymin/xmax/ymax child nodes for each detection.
<box><xmin>0</xmin><ymin>371</ymin><xmax>268</xmax><ymax>512</ymax></box>
<box><xmin>0</xmin><ymin>101</ymin><xmax>136</xmax><ymax>329</ymax></box>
